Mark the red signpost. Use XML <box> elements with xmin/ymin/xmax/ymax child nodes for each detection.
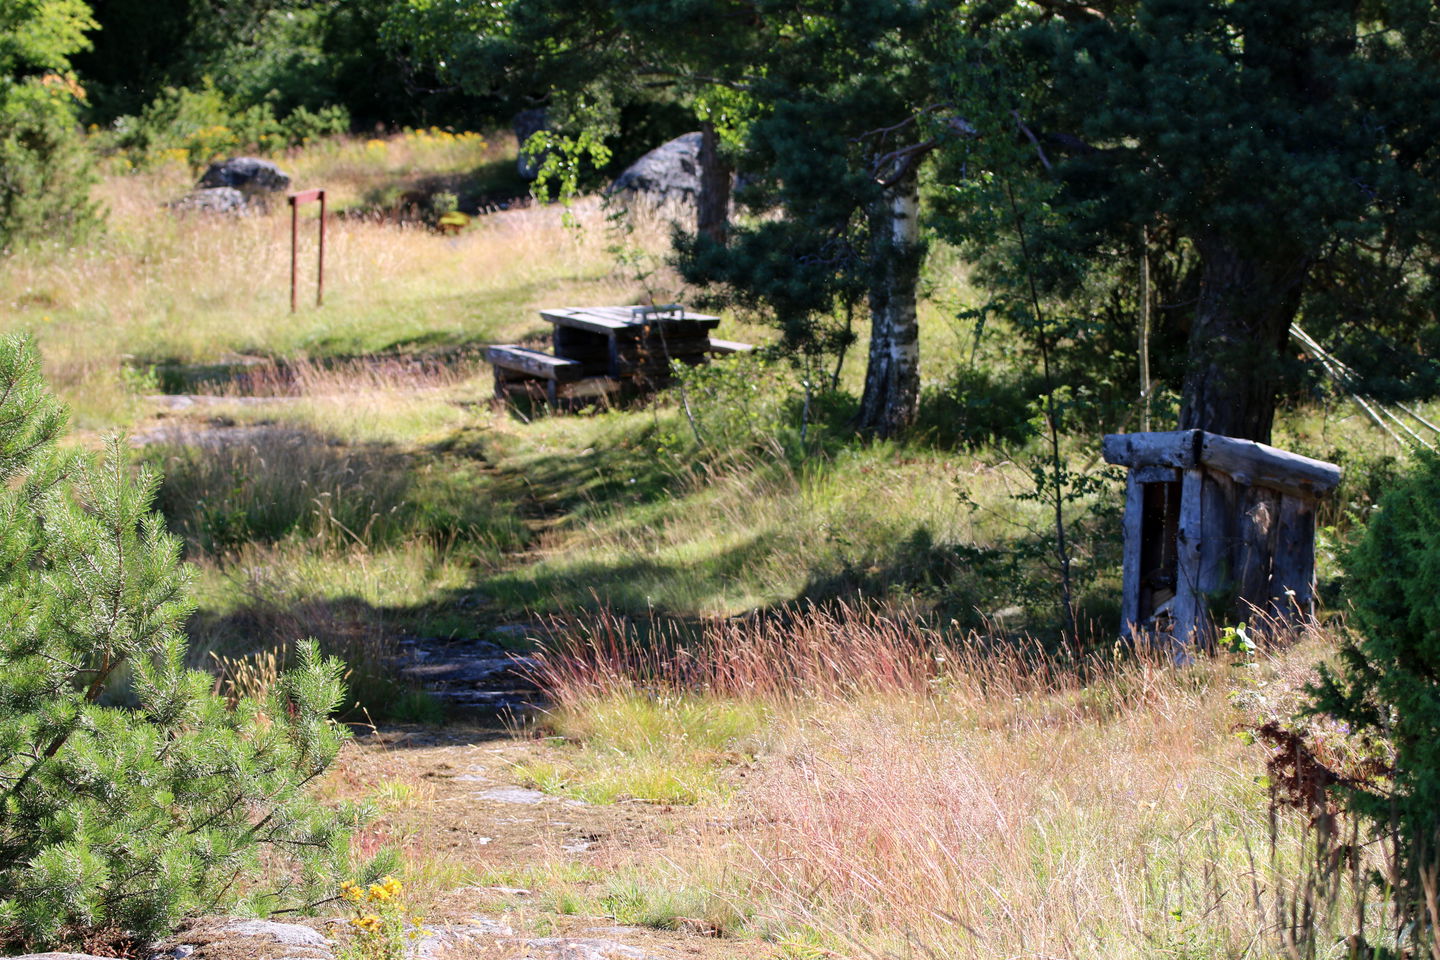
<box><xmin>287</xmin><ymin>188</ymin><xmax>327</xmax><ymax>312</ymax></box>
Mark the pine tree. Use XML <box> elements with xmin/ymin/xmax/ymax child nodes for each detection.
<box><xmin>0</xmin><ymin>336</ymin><xmax>352</xmax><ymax>949</ymax></box>
<box><xmin>1310</xmin><ymin>450</ymin><xmax>1440</xmax><ymax>945</ymax></box>
<box><xmin>937</xmin><ymin>0</ymin><xmax>1440</xmax><ymax>442</ymax></box>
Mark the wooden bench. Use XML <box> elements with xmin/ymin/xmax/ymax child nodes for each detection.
<box><xmin>488</xmin><ymin>307</ymin><xmax>755</xmax><ymax>409</ymax></box>
<box><xmin>486</xmin><ymin>345</ymin><xmax>585</xmax><ymax>381</ymax></box>
<box><xmin>488</xmin><ymin>344</ymin><xmax>587</xmax><ymax>406</ymax></box>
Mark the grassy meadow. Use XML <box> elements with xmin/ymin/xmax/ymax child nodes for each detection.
<box><xmin>0</xmin><ymin>130</ymin><xmax>1418</xmax><ymax>956</ymax></box>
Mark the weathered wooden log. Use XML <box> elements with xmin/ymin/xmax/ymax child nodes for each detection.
<box><xmin>1103</xmin><ymin>430</ymin><xmax>1199</xmax><ymax>469</ymax></box>
<box><xmin>487</xmin><ymin>345</ymin><xmax>586</xmax><ymax>382</ymax></box>
<box><xmin>1172</xmin><ymin>467</ymin><xmax>1207</xmax><ymax>650</ymax></box>
<box><xmin>1198</xmin><ymin>432</ymin><xmax>1341</xmax><ymax>499</ymax></box>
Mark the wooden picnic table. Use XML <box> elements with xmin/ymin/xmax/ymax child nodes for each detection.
<box><xmin>487</xmin><ymin>304</ymin><xmax>748</xmax><ymax>406</ymax></box>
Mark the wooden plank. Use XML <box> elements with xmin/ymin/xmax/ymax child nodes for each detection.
<box><xmin>1133</xmin><ymin>465</ymin><xmax>1180</xmax><ymax>484</ymax></box>
<box><xmin>1198</xmin><ymin>432</ymin><xmax>1342</xmax><ymax>498</ymax></box>
<box><xmin>618</xmin><ymin>337</ymin><xmax>713</xmax><ymax>360</ymax></box>
<box><xmin>539</xmin><ymin>309</ymin><xmax>635</xmax><ymax>335</ymax></box>
<box><xmin>1233</xmin><ymin>485</ymin><xmax>1279</xmax><ymax>621</ymax></box>
<box><xmin>1273</xmin><ymin>495</ymin><xmax>1317</xmax><ymax>620</ymax></box>
<box><xmin>1197</xmin><ymin>470</ymin><xmax>1234</xmax><ymax>601</ymax></box>
<box><xmin>486</xmin><ymin>345</ymin><xmax>585</xmax><ymax>381</ymax></box>
<box><xmin>1171</xmin><ymin>466</ymin><xmax>1207</xmax><ymax>657</ymax></box>
<box><xmin>1120</xmin><ymin>473</ymin><xmax>1144</xmax><ymax>635</ymax></box>
<box><xmin>707</xmin><ymin>337</ymin><xmax>754</xmax><ymax>354</ymax></box>
<box><xmin>622</xmin><ymin>305</ymin><xmax>722</xmax><ymax>328</ymax></box>
<box><xmin>588</xmin><ymin>306</ymin><xmax>644</xmax><ymax>323</ymax></box>
<box><xmin>1102</xmin><ymin>430</ymin><xmax>1200</xmax><ymax>469</ymax></box>
<box><xmin>541</xmin><ymin>305</ymin><xmax>721</xmax><ymax>336</ymax></box>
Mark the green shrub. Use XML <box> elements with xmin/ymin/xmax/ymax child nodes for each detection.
<box><xmin>915</xmin><ymin>366</ymin><xmax>1039</xmax><ymax>450</ymax></box>
<box><xmin>663</xmin><ymin>352</ymin><xmax>853</xmax><ymax>463</ymax></box>
<box><xmin>0</xmin><ymin>0</ymin><xmax>100</xmax><ymax>250</ymax></box>
<box><xmin>1310</xmin><ymin>450</ymin><xmax>1440</xmax><ymax>942</ymax></box>
<box><xmin>0</xmin><ymin>336</ymin><xmax>353</xmax><ymax>949</ymax></box>
<box><xmin>109</xmin><ymin>82</ymin><xmax>349</xmax><ymax>171</ymax></box>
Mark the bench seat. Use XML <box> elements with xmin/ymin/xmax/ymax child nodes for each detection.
<box><xmin>486</xmin><ymin>345</ymin><xmax>585</xmax><ymax>382</ymax></box>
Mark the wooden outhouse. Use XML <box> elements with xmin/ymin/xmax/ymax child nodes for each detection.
<box><xmin>1101</xmin><ymin>429</ymin><xmax>1342</xmax><ymax>650</ymax></box>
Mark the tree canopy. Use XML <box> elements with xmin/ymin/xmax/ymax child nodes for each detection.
<box><xmin>935</xmin><ymin>0</ymin><xmax>1440</xmax><ymax>441</ymax></box>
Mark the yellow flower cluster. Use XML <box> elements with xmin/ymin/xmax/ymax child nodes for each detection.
<box><xmin>340</xmin><ymin>876</ymin><xmax>402</xmax><ymax>904</ymax></box>
<box><xmin>336</xmin><ymin>874</ymin><xmax>432</xmax><ymax>959</ymax></box>
<box><xmin>400</xmin><ymin>126</ymin><xmax>484</xmax><ymax>146</ymax></box>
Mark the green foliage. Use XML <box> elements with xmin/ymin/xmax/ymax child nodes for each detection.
<box><xmin>916</xmin><ymin>366</ymin><xmax>1038</xmax><ymax>450</ymax></box>
<box><xmin>108</xmin><ymin>82</ymin><xmax>349</xmax><ymax>171</ymax></box>
<box><xmin>76</xmin><ymin>0</ymin><xmax>453</xmax><ymax>129</ymax></box>
<box><xmin>675</xmin><ymin>1</ymin><xmax>952</xmax><ymax>374</ymax></box>
<box><xmin>1311</xmin><ymin>450</ymin><xmax>1440</xmax><ymax>938</ymax></box>
<box><xmin>0</xmin><ymin>336</ymin><xmax>354</xmax><ymax>949</ymax></box>
<box><xmin>0</xmin><ymin>0</ymin><xmax>99</xmax><ymax>250</ymax></box>
<box><xmin>934</xmin><ymin>0</ymin><xmax>1440</xmax><ymax>438</ymax></box>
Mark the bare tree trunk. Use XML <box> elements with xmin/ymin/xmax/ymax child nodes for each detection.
<box><xmin>1179</xmin><ymin>238</ymin><xmax>1310</xmax><ymax>443</ymax></box>
<box><xmin>855</xmin><ymin>172</ymin><xmax>922</xmax><ymax>438</ymax></box>
<box><xmin>697</xmin><ymin>120</ymin><xmax>732</xmax><ymax>245</ymax></box>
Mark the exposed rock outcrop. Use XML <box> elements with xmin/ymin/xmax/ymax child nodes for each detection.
<box><xmin>170</xmin><ymin>186</ymin><xmax>253</xmax><ymax>215</ymax></box>
<box><xmin>606</xmin><ymin>133</ymin><xmax>702</xmax><ymax>203</ymax></box>
<box><xmin>198</xmin><ymin>157</ymin><xmax>292</xmax><ymax>193</ymax></box>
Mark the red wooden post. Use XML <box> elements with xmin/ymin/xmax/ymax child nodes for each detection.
<box><xmin>317</xmin><ymin>190</ymin><xmax>326</xmax><ymax>307</ymax></box>
<box><xmin>289</xmin><ymin>197</ymin><xmax>299</xmax><ymax>313</ymax></box>
<box><xmin>287</xmin><ymin>188</ymin><xmax>327</xmax><ymax>313</ymax></box>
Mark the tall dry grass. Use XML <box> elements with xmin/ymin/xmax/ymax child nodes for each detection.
<box><xmin>1</xmin><ymin>141</ymin><xmax>695</xmax><ymax>428</ymax></box>
<box><xmin>529</xmin><ymin>602</ymin><xmax>1350</xmax><ymax>958</ymax></box>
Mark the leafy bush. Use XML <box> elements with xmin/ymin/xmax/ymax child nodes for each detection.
<box><xmin>0</xmin><ymin>0</ymin><xmax>100</xmax><ymax>250</ymax></box>
<box><xmin>1310</xmin><ymin>450</ymin><xmax>1440</xmax><ymax>943</ymax></box>
<box><xmin>107</xmin><ymin>82</ymin><xmax>349</xmax><ymax>171</ymax></box>
<box><xmin>0</xmin><ymin>79</ymin><xmax>99</xmax><ymax>250</ymax></box>
<box><xmin>0</xmin><ymin>337</ymin><xmax>353</xmax><ymax>949</ymax></box>
<box><xmin>915</xmin><ymin>366</ymin><xmax>1038</xmax><ymax>450</ymax></box>
<box><xmin>662</xmin><ymin>352</ymin><xmax>853</xmax><ymax>464</ymax></box>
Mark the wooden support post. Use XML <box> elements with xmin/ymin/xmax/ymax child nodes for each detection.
<box><xmin>317</xmin><ymin>190</ymin><xmax>326</xmax><ymax>307</ymax></box>
<box><xmin>1120</xmin><ymin>472</ymin><xmax>1143</xmax><ymax>636</ymax></box>
<box><xmin>287</xmin><ymin>188</ymin><xmax>327</xmax><ymax>313</ymax></box>
<box><xmin>1171</xmin><ymin>467</ymin><xmax>1206</xmax><ymax>658</ymax></box>
<box><xmin>1273</xmin><ymin>496</ymin><xmax>1317</xmax><ymax>619</ymax></box>
<box><xmin>1197</xmin><ymin>472</ymin><xmax>1233</xmax><ymax>611</ymax></box>
<box><xmin>289</xmin><ymin>199</ymin><xmax>298</xmax><ymax>313</ymax></box>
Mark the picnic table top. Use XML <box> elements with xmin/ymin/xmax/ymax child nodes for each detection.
<box><xmin>539</xmin><ymin>305</ymin><xmax>722</xmax><ymax>336</ymax></box>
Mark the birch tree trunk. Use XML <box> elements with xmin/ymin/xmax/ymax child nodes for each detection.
<box><xmin>855</xmin><ymin>171</ymin><xmax>922</xmax><ymax>438</ymax></box>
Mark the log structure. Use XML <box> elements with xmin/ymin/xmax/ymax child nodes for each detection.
<box><xmin>487</xmin><ymin>305</ymin><xmax>750</xmax><ymax>408</ymax></box>
<box><xmin>1102</xmin><ymin>429</ymin><xmax>1341</xmax><ymax>653</ymax></box>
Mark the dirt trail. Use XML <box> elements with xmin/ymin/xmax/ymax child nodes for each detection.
<box><xmin>331</xmin><ymin>729</ymin><xmax>751</xmax><ymax>960</ymax></box>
